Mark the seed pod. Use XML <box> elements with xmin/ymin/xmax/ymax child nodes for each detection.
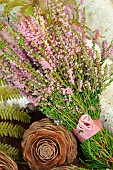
<box><xmin>0</xmin><ymin>151</ymin><xmax>18</xmax><ymax>170</ymax></box>
<box><xmin>21</xmin><ymin>118</ymin><xmax>77</xmax><ymax>170</ymax></box>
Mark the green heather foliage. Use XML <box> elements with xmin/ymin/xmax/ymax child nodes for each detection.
<box><xmin>81</xmin><ymin>130</ymin><xmax>113</xmax><ymax>168</ymax></box>
<box><xmin>1</xmin><ymin>0</ymin><xmax>113</xmax><ymax>169</ymax></box>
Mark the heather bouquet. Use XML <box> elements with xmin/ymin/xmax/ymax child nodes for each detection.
<box><xmin>0</xmin><ymin>0</ymin><xmax>113</xmax><ymax>169</ymax></box>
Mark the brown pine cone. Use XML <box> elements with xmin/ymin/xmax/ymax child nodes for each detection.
<box><xmin>0</xmin><ymin>151</ymin><xmax>18</xmax><ymax>170</ymax></box>
<box><xmin>51</xmin><ymin>165</ymin><xmax>89</xmax><ymax>170</ymax></box>
<box><xmin>51</xmin><ymin>165</ymin><xmax>78</xmax><ymax>170</ymax></box>
<box><xmin>21</xmin><ymin>118</ymin><xmax>77</xmax><ymax>170</ymax></box>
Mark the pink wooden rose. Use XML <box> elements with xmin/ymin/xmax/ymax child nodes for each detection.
<box><xmin>73</xmin><ymin>114</ymin><xmax>103</xmax><ymax>142</ymax></box>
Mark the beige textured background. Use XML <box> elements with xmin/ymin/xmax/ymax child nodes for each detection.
<box><xmin>76</xmin><ymin>0</ymin><xmax>113</xmax><ymax>134</ymax></box>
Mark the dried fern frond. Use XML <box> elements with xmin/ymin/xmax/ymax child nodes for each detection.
<box><xmin>0</xmin><ymin>79</ymin><xmax>21</xmax><ymax>102</ymax></box>
<box><xmin>0</xmin><ymin>78</ymin><xmax>29</xmax><ymax>107</ymax></box>
<box><xmin>0</xmin><ymin>122</ymin><xmax>25</xmax><ymax>138</ymax></box>
<box><xmin>0</xmin><ymin>142</ymin><xmax>21</xmax><ymax>160</ymax></box>
<box><xmin>0</xmin><ymin>78</ymin><xmax>7</xmax><ymax>87</ymax></box>
<box><xmin>0</xmin><ymin>105</ymin><xmax>30</xmax><ymax>123</ymax></box>
<box><xmin>0</xmin><ymin>86</ymin><xmax>21</xmax><ymax>101</ymax></box>
<box><xmin>0</xmin><ymin>80</ymin><xmax>31</xmax><ymax>163</ymax></box>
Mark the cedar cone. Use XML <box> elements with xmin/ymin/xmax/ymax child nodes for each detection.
<box><xmin>21</xmin><ymin>118</ymin><xmax>77</xmax><ymax>170</ymax></box>
<box><xmin>51</xmin><ymin>166</ymin><xmax>78</xmax><ymax>170</ymax></box>
<box><xmin>0</xmin><ymin>151</ymin><xmax>18</xmax><ymax>170</ymax></box>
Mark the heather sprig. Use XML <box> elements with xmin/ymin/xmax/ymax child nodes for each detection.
<box><xmin>1</xmin><ymin>1</ymin><xmax>113</xmax><ymax>168</ymax></box>
<box><xmin>1</xmin><ymin>2</ymin><xmax>111</xmax><ymax>125</ymax></box>
<box><xmin>0</xmin><ymin>0</ymin><xmax>112</xmax><ymax>127</ymax></box>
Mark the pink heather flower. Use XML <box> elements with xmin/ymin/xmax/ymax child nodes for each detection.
<box><xmin>103</xmin><ymin>40</ymin><xmax>108</xmax><ymax>49</ymax></box>
<box><xmin>94</xmin><ymin>29</ymin><xmax>100</xmax><ymax>36</ymax></box>
<box><xmin>59</xmin><ymin>18</ymin><xmax>69</xmax><ymax>27</ymax></box>
<box><xmin>79</xmin><ymin>80</ymin><xmax>83</xmax><ymax>92</ymax></box>
<box><xmin>76</xmin><ymin>46</ymin><xmax>81</xmax><ymax>53</ymax></box>
<box><xmin>108</xmin><ymin>46</ymin><xmax>113</xmax><ymax>55</ymax></box>
<box><xmin>63</xmin><ymin>87</ymin><xmax>73</xmax><ymax>95</ymax></box>
<box><xmin>68</xmin><ymin>68</ymin><xmax>74</xmax><ymax>85</ymax></box>
<box><xmin>1</xmin><ymin>0</ymin><xmax>113</xmax><ymax>124</ymax></box>
<box><xmin>80</xmin><ymin>0</ymin><xmax>84</xmax><ymax>5</ymax></box>
<box><xmin>28</xmin><ymin>95</ymin><xmax>41</xmax><ymax>105</ymax></box>
<box><xmin>93</xmin><ymin>29</ymin><xmax>100</xmax><ymax>43</ymax></box>
<box><xmin>40</xmin><ymin>58</ymin><xmax>53</xmax><ymax>71</ymax></box>
<box><xmin>47</xmin><ymin>83</ymin><xmax>54</xmax><ymax>94</ymax></box>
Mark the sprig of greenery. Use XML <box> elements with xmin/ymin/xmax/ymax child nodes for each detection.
<box><xmin>81</xmin><ymin>130</ymin><xmax>113</xmax><ymax>169</ymax></box>
<box><xmin>0</xmin><ymin>79</ymin><xmax>30</xmax><ymax>161</ymax></box>
<box><xmin>0</xmin><ymin>142</ymin><xmax>21</xmax><ymax>160</ymax></box>
<box><xmin>0</xmin><ymin>105</ymin><xmax>30</xmax><ymax>123</ymax></box>
<box><xmin>0</xmin><ymin>122</ymin><xmax>25</xmax><ymax>138</ymax></box>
